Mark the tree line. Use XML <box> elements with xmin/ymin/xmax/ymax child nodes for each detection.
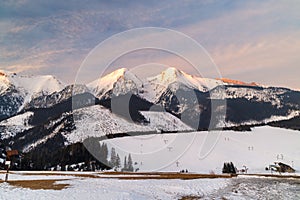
<box><xmin>0</xmin><ymin>141</ymin><xmax>135</xmax><ymax>172</ymax></box>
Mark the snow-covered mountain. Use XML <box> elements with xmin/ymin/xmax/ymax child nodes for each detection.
<box><xmin>1</xmin><ymin>67</ymin><xmax>299</xmax><ymax>128</ymax></box>
<box><xmin>0</xmin><ymin>67</ymin><xmax>300</xmax><ymax>171</ymax></box>
<box><xmin>0</xmin><ymin>70</ymin><xmax>64</xmax><ymax>120</ymax></box>
<box><xmin>146</xmin><ymin>67</ymin><xmax>222</xmax><ymax>100</ymax></box>
<box><xmin>0</xmin><ymin>70</ymin><xmax>64</xmax><ymax>99</ymax></box>
<box><xmin>88</xmin><ymin>68</ymin><xmax>143</xmax><ymax>100</ymax></box>
<box><xmin>87</xmin><ymin>67</ymin><xmax>222</xmax><ymax>103</ymax></box>
<box><xmin>85</xmin><ymin>66</ymin><xmax>291</xmax><ymax>111</ymax></box>
<box><xmin>65</xmin><ymin>105</ymin><xmax>193</xmax><ymax>144</ymax></box>
<box><xmin>26</xmin><ymin>84</ymin><xmax>90</xmax><ymax>109</ymax></box>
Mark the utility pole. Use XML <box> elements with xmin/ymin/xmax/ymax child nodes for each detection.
<box><xmin>4</xmin><ymin>150</ymin><xmax>18</xmax><ymax>182</ymax></box>
<box><xmin>4</xmin><ymin>160</ymin><xmax>11</xmax><ymax>182</ymax></box>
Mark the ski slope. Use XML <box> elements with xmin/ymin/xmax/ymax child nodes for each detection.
<box><xmin>103</xmin><ymin>126</ymin><xmax>300</xmax><ymax>173</ymax></box>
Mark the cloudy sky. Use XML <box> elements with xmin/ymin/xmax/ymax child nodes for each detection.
<box><xmin>0</xmin><ymin>0</ymin><xmax>299</xmax><ymax>89</ymax></box>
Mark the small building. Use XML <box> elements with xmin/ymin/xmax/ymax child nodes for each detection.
<box><xmin>277</xmin><ymin>162</ymin><xmax>295</xmax><ymax>173</ymax></box>
<box><xmin>268</xmin><ymin>162</ymin><xmax>295</xmax><ymax>173</ymax></box>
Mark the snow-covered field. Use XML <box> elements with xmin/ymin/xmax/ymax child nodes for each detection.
<box><xmin>103</xmin><ymin>126</ymin><xmax>300</xmax><ymax>173</ymax></box>
<box><xmin>0</xmin><ymin>172</ymin><xmax>229</xmax><ymax>200</ymax></box>
<box><xmin>1</xmin><ymin>172</ymin><xmax>299</xmax><ymax>200</ymax></box>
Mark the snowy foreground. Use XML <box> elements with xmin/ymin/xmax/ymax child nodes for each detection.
<box><xmin>0</xmin><ymin>172</ymin><xmax>229</xmax><ymax>200</ymax></box>
<box><xmin>1</xmin><ymin>126</ymin><xmax>299</xmax><ymax>199</ymax></box>
<box><xmin>1</xmin><ymin>172</ymin><xmax>300</xmax><ymax>200</ymax></box>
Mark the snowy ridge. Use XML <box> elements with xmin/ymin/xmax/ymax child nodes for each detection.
<box><xmin>224</xmin><ymin>110</ymin><xmax>300</xmax><ymax>127</ymax></box>
<box><xmin>27</xmin><ymin>84</ymin><xmax>90</xmax><ymax>109</ymax></box>
<box><xmin>0</xmin><ymin>70</ymin><xmax>65</xmax><ymax>110</ymax></box>
<box><xmin>0</xmin><ymin>111</ymin><xmax>33</xmax><ymax>139</ymax></box>
<box><xmin>217</xmin><ymin>78</ymin><xmax>259</xmax><ymax>86</ymax></box>
<box><xmin>211</xmin><ymin>86</ymin><xmax>288</xmax><ymax>107</ymax></box>
<box><xmin>148</xmin><ymin>67</ymin><xmax>222</xmax><ymax>91</ymax></box>
<box><xmin>145</xmin><ymin>67</ymin><xmax>223</xmax><ymax>102</ymax></box>
<box><xmin>86</xmin><ymin>67</ymin><xmax>298</xmax><ymax>107</ymax></box>
<box><xmin>87</xmin><ymin>67</ymin><xmax>223</xmax><ymax>102</ymax></box>
<box><xmin>10</xmin><ymin>74</ymin><xmax>64</xmax><ymax>98</ymax></box>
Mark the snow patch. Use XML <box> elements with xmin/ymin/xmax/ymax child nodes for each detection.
<box><xmin>65</xmin><ymin>106</ymin><xmax>194</xmax><ymax>144</ymax></box>
<box><xmin>140</xmin><ymin>111</ymin><xmax>193</xmax><ymax>132</ymax></box>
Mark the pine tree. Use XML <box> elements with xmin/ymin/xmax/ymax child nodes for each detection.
<box><xmin>127</xmin><ymin>154</ymin><xmax>134</xmax><ymax>172</ymax></box>
<box><xmin>110</xmin><ymin>147</ymin><xmax>117</xmax><ymax>168</ymax></box>
<box><xmin>222</xmin><ymin>163</ymin><xmax>227</xmax><ymax>173</ymax></box>
<box><xmin>123</xmin><ymin>156</ymin><xmax>127</xmax><ymax>171</ymax></box>
<box><xmin>116</xmin><ymin>154</ymin><xmax>121</xmax><ymax>169</ymax></box>
<box><xmin>103</xmin><ymin>143</ymin><xmax>108</xmax><ymax>164</ymax></box>
<box><xmin>100</xmin><ymin>143</ymin><xmax>108</xmax><ymax>165</ymax></box>
<box><xmin>230</xmin><ymin>162</ymin><xmax>237</xmax><ymax>174</ymax></box>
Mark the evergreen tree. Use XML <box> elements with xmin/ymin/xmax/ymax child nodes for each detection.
<box><xmin>123</xmin><ymin>156</ymin><xmax>127</xmax><ymax>171</ymax></box>
<box><xmin>230</xmin><ymin>162</ymin><xmax>237</xmax><ymax>174</ymax></box>
<box><xmin>127</xmin><ymin>154</ymin><xmax>134</xmax><ymax>172</ymax></box>
<box><xmin>222</xmin><ymin>163</ymin><xmax>227</xmax><ymax>173</ymax></box>
<box><xmin>116</xmin><ymin>154</ymin><xmax>121</xmax><ymax>169</ymax></box>
<box><xmin>100</xmin><ymin>143</ymin><xmax>108</xmax><ymax>165</ymax></box>
<box><xmin>110</xmin><ymin>147</ymin><xmax>117</xmax><ymax>168</ymax></box>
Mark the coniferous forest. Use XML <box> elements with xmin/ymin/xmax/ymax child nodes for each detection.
<box><xmin>0</xmin><ymin>141</ymin><xmax>135</xmax><ymax>172</ymax></box>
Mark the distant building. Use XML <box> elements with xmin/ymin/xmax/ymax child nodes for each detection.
<box><xmin>276</xmin><ymin>162</ymin><xmax>295</xmax><ymax>173</ymax></box>
<box><xmin>269</xmin><ymin>162</ymin><xmax>295</xmax><ymax>173</ymax></box>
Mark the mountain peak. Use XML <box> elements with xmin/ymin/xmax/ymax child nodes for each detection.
<box><xmin>108</xmin><ymin>67</ymin><xmax>128</xmax><ymax>77</ymax></box>
<box><xmin>88</xmin><ymin>67</ymin><xmax>143</xmax><ymax>98</ymax></box>
<box><xmin>88</xmin><ymin>68</ymin><xmax>130</xmax><ymax>88</ymax></box>
<box><xmin>149</xmin><ymin>67</ymin><xmax>186</xmax><ymax>85</ymax></box>
<box><xmin>145</xmin><ymin>67</ymin><xmax>222</xmax><ymax>102</ymax></box>
<box><xmin>161</xmin><ymin>67</ymin><xmax>184</xmax><ymax>79</ymax></box>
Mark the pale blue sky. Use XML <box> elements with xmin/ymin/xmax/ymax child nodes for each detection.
<box><xmin>0</xmin><ymin>0</ymin><xmax>299</xmax><ymax>89</ymax></box>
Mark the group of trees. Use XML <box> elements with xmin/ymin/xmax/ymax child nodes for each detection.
<box><xmin>20</xmin><ymin>142</ymin><xmax>111</xmax><ymax>171</ymax></box>
<box><xmin>109</xmin><ymin>147</ymin><xmax>134</xmax><ymax>172</ymax></box>
<box><xmin>0</xmin><ymin>138</ymin><xmax>136</xmax><ymax>172</ymax></box>
<box><xmin>222</xmin><ymin>162</ymin><xmax>237</xmax><ymax>174</ymax></box>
